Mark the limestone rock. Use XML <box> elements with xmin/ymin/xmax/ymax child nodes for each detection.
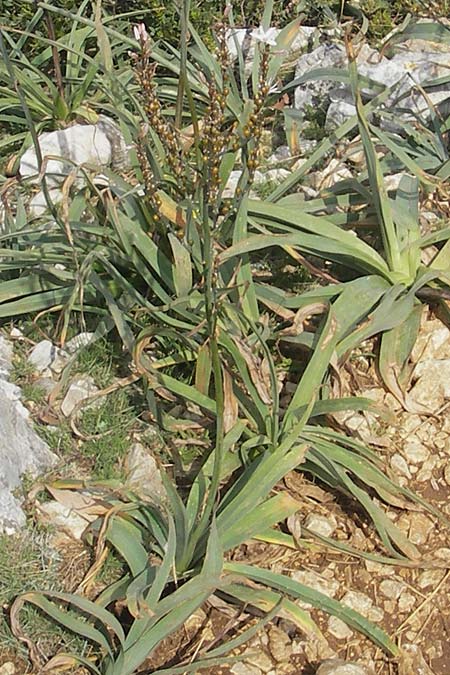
<box><xmin>291</xmin><ymin>569</ymin><xmax>339</xmax><ymax>599</ymax></box>
<box><xmin>379</xmin><ymin>579</ymin><xmax>405</xmax><ymax>600</ymax></box>
<box><xmin>316</xmin><ymin>660</ymin><xmax>372</xmax><ymax>675</ymax></box>
<box><xmin>61</xmin><ymin>375</ymin><xmax>99</xmax><ymax>417</ymax></box>
<box><xmin>20</xmin><ymin>116</ymin><xmax>128</xmax><ymax>218</ymax></box>
<box><xmin>303</xmin><ymin>512</ymin><xmax>337</xmax><ymax>537</ymax></box>
<box><xmin>340</xmin><ymin>591</ymin><xmax>383</xmax><ymax>623</ymax></box>
<box><xmin>28</xmin><ymin>339</ymin><xmax>68</xmax><ymax>375</ymax></box>
<box><xmin>20</xmin><ymin>117</ymin><xmax>127</xmax><ymax>187</ymax></box>
<box><xmin>231</xmin><ymin>663</ymin><xmax>262</xmax><ymax>675</ymax></box>
<box><xmin>37</xmin><ymin>501</ymin><xmax>91</xmax><ymax>540</ymax></box>
<box><xmin>125</xmin><ymin>442</ymin><xmax>166</xmax><ymax>502</ymax></box>
<box><xmin>294</xmin><ymin>37</ymin><xmax>450</xmax><ymax>134</ymax></box>
<box><xmin>0</xmin><ymin>337</ymin><xmax>57</xmax><ymax>533</ymax></box>
<box><xmin>409</xmin><ymin>359</ymin><xmax>450</xmax><ymax>410</ymax></box>
<box><xmin>0</xmin><ymin>663</ymin><xmax>16</xmax><ymax>675</ymax></box>
<box><xmin>327</xmin><ymin>616</ymin><xmax>353</xmax><ymax>640</ymax></box>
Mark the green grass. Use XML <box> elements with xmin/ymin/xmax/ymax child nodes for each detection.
<box><xmin>0</xmin><ymin>527</ymin><xmax>90</xmax><ymax>661</ymax></box>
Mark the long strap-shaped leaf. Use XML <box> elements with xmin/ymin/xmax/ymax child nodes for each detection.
<box><xmin>224</xmin><ymin>563</ymin><xmax>399</xmax><ymax>656</ymax></box>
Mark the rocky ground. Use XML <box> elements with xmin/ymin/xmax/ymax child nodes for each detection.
<box><xmin>1</xmin><ymin>314</ymin><xmax>450</xmax><ymax>675</ymax></box>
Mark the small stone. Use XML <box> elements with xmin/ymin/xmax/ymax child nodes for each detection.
<box><xmin>435</xmin><ymin>547</ymin><xmax>450</xmax><ymax>561</ymax></box>
<box><xmin>408</xmin><ymin>513</ymin><xmax>434</xmax><ymax>545</ymax></box>
<box><xmin>410</xmin><ymin>360</ymin><xmax>450</xmax><ymax>410</ymax></box>
<box><xmin>231</xmin><ymin>663</ymin><xmax>262</xmax><ymax>675</ymax></box>
<box><xmin>328</xmin><ymin>616</ymin><xmax>353</xmax><ymax>640</ymax></box>
<box><xmin>245</xmin><ymin>650</ymin><xmax>274</xmax><ymax>673</ymax></box>
<box><xmin>125</xmin><ymin>442</ymin><xmax>166</xmax><ymax>502</ymax></box>
<box><xmin>268</xmin><ymin>625</ymin><xmax>291</xmax><ymax>663</ymax></box>
<box><xmin>340</xmin><ymin>591</ymin><xmax>373</xmax><ymax>618</ymax></box>
<box><xmin>10</xmin><ymin>327</ymin><xmax>23</xmax><ymax>338</ymax></box>
<box><xmin>60</xmin><ymin>375</ymin><xmax>99</xmax><ymax>417</ymax></box>
<box><xmin>37</xmin><ymin>501</ymin><xmax>91</xmax><ymax>540</ymax></box>
<box><xmin>390</xmin><ymin>453</ymin><xmax>412</xmax><ymax>478</ymax></box>
<box><xmin>316</xmin><ymin>659</ymin><xmax>371</xmax><ymax>675</ymax></box>
<box><xmin>400</xmin><ymin>644</ymin><xmax>434</xmax><ymax>675</ymax></box>
<box><xmin>402</xmin><ymin>438</ymin><xmax>430</xmax><ymax>464</ymax></box>
<box><xmin>398</xmin><ymin>592</ymin><xmax>416</xmax><ymax>612</ymax></box>
<box><xmin>28</xmin><ymin>340</ymin><xmax>68</xmax><ymax>374</ymax></box>
<box><xmin>292</xmin><ymin>569</ymin><xmax>339</xmax><ymax>599</ymax></box>
<box><xmin>0</xmin><ymin>663</ymin><xmax>15</xmax><ymax>675</ymax></box>
<box><xmin>303</xmin><ymin>513</ymin><xmax>337</xmax><ymax>538</ymax></box>
<box><xmin>367</xmin><ymin>606</ymin><xmax>384</xmax><ymax>623</ymax></box>
<box><xmin>418</xmin><ymin>569</ymin><xmax>446</xmax><ymax>589</ymax></box>
<box><xmin>379</xmin><ymin>579</ymin><xmax>405</xmax><ymax>600</ymax></box>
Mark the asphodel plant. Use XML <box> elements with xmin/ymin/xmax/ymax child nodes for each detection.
<box><xmin>5</xmin><ymin>3</ymin><xmax>446</xmax><ymax>671</ymax></box>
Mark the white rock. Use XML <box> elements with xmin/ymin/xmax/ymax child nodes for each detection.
<box><xmin>390</xmin><ymin>453</ymin><xmax>412</xmax><ymax>479</ymax></box>
<box><xmin>125</xmin><ymin>442</ymin><xmax>166</xmax><ymax>502</ymax></box>
<box><xmin>340</xmin><ymin>591</ymin><xmax>373</xmax><ymax>617</ymax></box>
<box><xmin>402</xmin><ymin>438</ymin><xmax>430</xmax><ymax>464</ymax></box>
<box><xmin>20</xmin><ymin>117</ymin><xmax>127</xmax><ymax>187</ymax></box>
<box><xmin>398</xmin><ymin>592</ymin><xmax>416</xmax><ymax>612</ymax></box>
<box><xmin>37</xmin><ymin>501</ymin><xmax>90</xmax><ymax>540</ymax></box>
<box><xmin>304</xmin><ymin>513</ymin><xmax>337</xmax><ymax>537</ymax></box>
<box><xmin>410</xmin><ymin>359</ymin><xmax>450</xmax><ymax>410</ymax></box>
<box><xmin>328</xmin><ymin>616</ymin><xmax>353</xmax><ymax>640</ymax></box>
<box><xmin>0</xmin><ymin>341</ymin><xmax>57</xmax><ymax>533</ymax></box>
<box><xmin>418</xmin><ymin>569</ymin><xmax>446</xmax><ymax>589</ymax></box>
<box><xmin>231</xmin><ymin>663</ymin><xmax>262</xmax><ymax>675</ymax></box>
<box><xmin>316</xmin><ymin>660</ymin><xmax>371</xmax><ymax>675</ymax></box>
<box><xmin>294</xmin><ymin>38</ymin><xmax>450</xmax><ymax>133</ymax></box>
<box><xmin>226</xmin><ymin>25</ymin><xmax>316</xmax><ymax>77</ymax></box>
<box><xmin>28</xmin><ymin>340</ymin><xmax>68</xmax><ymax>374</ymax></box>
<box><xmin>379</xmin><ymin>579</ymin><xmax>405</xmax><ymax>600</ymax></box>
<box><xmin>292</xmin><ymin>569</ymin><xmax>339</xmax><ymax>599</ymax></box>
<box><xmin>0</xmin><ymin>662</ymin><xmax>16</xmax><ymax>675</ymax></box>
<box><xmin>0</xmin><ymin>336</ymin><xmax>13</xmax><ymax>378</ymax></box>
<box><xmin>61</xmin><ymin>375</ymin><xmax>99</xmax><ymax>417</ymax></box>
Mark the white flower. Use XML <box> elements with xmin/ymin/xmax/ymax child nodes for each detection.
<box><xmin>133</xmin><ymin>23</ymin><xmax>148</xmax><ymax>43</ymax></box>
<box><xmin>250</xmin><ymin>26</ymin><xmax>278</xmax><ymax>47</ymax></box>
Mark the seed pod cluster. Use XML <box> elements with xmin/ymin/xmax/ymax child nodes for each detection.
<box><xmin>201</xmin><ymin>22</ymin><xmax>230</xmax><ymax>205</ymax></box>
<box><xmin>135</xmin><ymin>126</ymin><xmax>162</xmax><ymax>221</ymax></box>
<box><xmin>242</xmin><ymin>45</ymin><xmax>270</xmax><ymax>183</ymax></box>
<box><xmin>132</xmin><ymin>33</ymin><xmax>184</xmax><ymax>183</ymax></box>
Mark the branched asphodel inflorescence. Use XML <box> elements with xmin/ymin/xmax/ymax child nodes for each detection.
<box><xmin>131</xmin><ymin>23</ymin><xmax>184</xmax><ymax>216</ymax></box>
<box><xmin>242</xmin><ymin>44</ymin><xmax>270</xmax><ymax>184</ymax></box>
<box><xmin>201</xmin><ymin>21</ymin><xmax>229</xmax><ymax>211</ymax></box>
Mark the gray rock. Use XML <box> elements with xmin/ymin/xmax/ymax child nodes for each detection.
<box><xmin>20</xmin><ymin>116</ymin><xmax>128</xmax><ymax>218</ymax></box>
<box><xmin>327</xmin><ymin>616</ymin><xmax>353</xmax><ymax>640</ymax></box>
<box><xmin>304</xmin><ymin>512</ymin><xmax>337</xmax><ymax>537</ymax></box>
<box><xmin>125</xmin><ymin>442</ymin><xmax>166</xmax><ymax>502</ymax></box>
<box><xmin>0</xmin><ymin>336</ymin><xmax>13</xmax><ymax>378</ymax></box>
<box><xmin>410</xmin><ymin>359</ymin><xmax>450</xmax><ymax>409</ymax></box>
<box><xmin>291</xmin><ymin>569</ymin><xmax>339</xmax><ymax>599</ymax></box>
<box><xmin>28</xmin><ymin>339</ymin><xmax>68</xmax><ymax>374</ymax></box>
<box><xmin>60</xmin><ymin>375</ymin><xmax>99</xmax><ymax>417</ymax></box>
<box><xmin>294</xmin><ymin>37</ymin><xmax>450</xmax><ymax>133</ymax></box>
<box><xmin>37</xmin><ymin>501</ymin><xmax>90</xmax><ymax>540</ymax></box>
<box><xmin>379</xmin><ymin>579</ymin><xmax>405</xmax><ymax>600</ymax></box>
<box><xmin>226</xmin><ymin>25</ymin><xmax>316</xmax><ymax>78</ymax></box>
<box><xmin>230</xmin><ymin>664</ymin><xmax>262</xmax><ymax>675</ymax></box>
<box><xmin>0</xmin><ymin>338</ymin><xmax>57</xmax><ymax>533</ymax></box>
<box><xmin>316</xmin><ymin>660</ymin><xmax>371</xmax><ymax>675</ymax></box>
<box><xmin>20</xmin><ymin>117</ymin><xmax>127</xmax><ymax>187</ymax></box>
